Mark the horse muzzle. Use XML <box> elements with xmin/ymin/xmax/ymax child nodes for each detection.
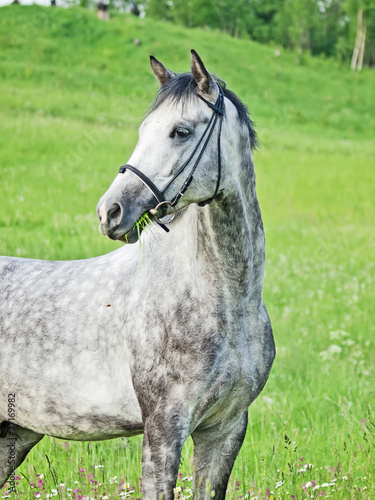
<box><xmin>97</xmin><ymin>196</ymin><xmax>144</xmax><ymax>241</ymax></box>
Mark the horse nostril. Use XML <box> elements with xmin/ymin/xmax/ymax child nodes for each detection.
<box><xmin>108</xmin><ymin>203</ymin><xmax>122</xmax><ymax>222</ymax></box>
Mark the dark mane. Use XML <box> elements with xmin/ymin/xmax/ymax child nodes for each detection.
<box><xmin>150</xmin><ymin>73</ymin><xmax>258</xmax><ymax>150</ymax></box>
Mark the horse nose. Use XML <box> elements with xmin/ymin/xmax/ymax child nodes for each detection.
<box><xmin>97</xmin><ymin>201</ymin><xmax>123</xmax><ymax>235</ymax></box>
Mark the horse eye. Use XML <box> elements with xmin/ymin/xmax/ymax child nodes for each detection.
<box><xmin>173</xmin><ymin>128</ymin><xmax>190</xmax><ymax>138</ymax></box>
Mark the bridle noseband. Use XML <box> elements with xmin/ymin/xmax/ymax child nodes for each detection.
<box><xmin>118</xmin><ymin>85</ymin><xmax>225</xmax><ymax>233</ymax></box>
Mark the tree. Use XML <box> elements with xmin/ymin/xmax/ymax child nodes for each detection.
<box><xmin>246</xmin><ymin>0</ymin><xmax>282</xmax><ymax>44</ymax></box>
<box><xmin>275</xmin><ymin>0</ymin><xmax>320</xmax><ymax>52</ymax></box>
<box><xmin>345</xmin><ymin>0</ymin><xmax>375</xmax><ymax>69</ymax></box>
<box><xmin>310</xmin><ymin>0</ymin><xmax>345</xmax><ymax>57</ymax></box>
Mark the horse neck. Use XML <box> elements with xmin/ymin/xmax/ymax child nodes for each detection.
<box><xmin>195</xmin><ymin>151</ymin><xmax>265</xmax><ymax>307</ymax></box>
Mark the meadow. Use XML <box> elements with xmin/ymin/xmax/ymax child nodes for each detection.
<box><xmin>0</xmin><ymin>5</ymin><xmax>375</xmax><ymax>499</ymax></box>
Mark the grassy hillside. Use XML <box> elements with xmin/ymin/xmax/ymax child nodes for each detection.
<box><xmin>0</xmin><ymin>5</ymin><xmax>374</xmax><ymax>499</ymax></box>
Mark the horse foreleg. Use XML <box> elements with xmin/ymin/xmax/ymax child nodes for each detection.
<box><xmin>141</xmin><ymin>414</ymin><xmax>188</xmax><ymax>500</ymax></box>
<box><xmin>0</xmin><ymin>424</ymin><xmax>43</xmax><ymax>490</ymax></box>
<box><xmin>192</xmin><ymin>411</ymin><xmax>248</xmax><ymax>500</ymax></box>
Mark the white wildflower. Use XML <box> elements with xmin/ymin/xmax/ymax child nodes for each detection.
<box><xmin>329</xmin><ymin>330</ymin><xmax>349</xmax><ymax>340</ymax></box>
<box><xmin>320</xmin><ymin>344</ymin><xmax>342</xmax><ymax>361</ymax></box>
<box><xmin>298</xmin><ymin>463</ymin><xmax>314</xmax><ymax>472</ymax></box>
<box><xmin>341</xmin><ymin>339</ymin><xmax>355</xmax><ymax>346</ymax></box>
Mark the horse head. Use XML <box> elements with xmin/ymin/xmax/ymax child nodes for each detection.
<box><xmin>97</xmin><ymin>50</ymin><xmax>256</xmax><ymax>243</ymax></box>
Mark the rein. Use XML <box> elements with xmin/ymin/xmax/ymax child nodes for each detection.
<box><xmin>118</xmin><ymin>85</ymin><xmax>225</xmax><ymax>233</ymax></box>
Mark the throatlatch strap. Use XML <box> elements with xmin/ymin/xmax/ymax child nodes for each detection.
<box><xmin>168</xmin><ymin>87</ymin><xmax>225</xmax><ymax>208</ymax></box>
<box><xmin>197</xmin><ymin>88</ymin><xmax>224</xmax><ymax>206</ymax></box>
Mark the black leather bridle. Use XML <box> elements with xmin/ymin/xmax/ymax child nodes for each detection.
<box><xmin>118</xmin><ymin>85</ymin><xmax>225</xmax><ymax>233</ymax></box>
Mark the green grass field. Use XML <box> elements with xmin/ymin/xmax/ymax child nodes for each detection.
<box><xmin>0</xmin><ymin>6</ymin><xmax>374</xmax><ymax>499</ymax></box>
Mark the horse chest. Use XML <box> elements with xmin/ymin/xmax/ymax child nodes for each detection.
<box><xmin>128</xmin><ymin>305</ymin><xmax>266</xmax><ymax>427</ymax></box>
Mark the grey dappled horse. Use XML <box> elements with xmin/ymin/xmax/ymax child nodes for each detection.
<box><xmin>0</xmin><ymin>51</ymin><xmax>275</xmax><ymax>499</ymax></box>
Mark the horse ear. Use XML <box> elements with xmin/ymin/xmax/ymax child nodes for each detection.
<box><xmin>190</xmin><ymin>49</ymin><xmax>215</xmax><ymax>95</ymax></box>
<box><xmin>150</xmin><ymin>55</ymin><xmax>176</xmax><ymax>87</ymax></box>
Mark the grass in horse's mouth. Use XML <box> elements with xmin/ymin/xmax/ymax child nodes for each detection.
<box><xmin>121</xmin><ymin>213</ymin><xmax>153</xmax><ymax>243</ymax></box>
<box><xmin>134</xmin><ymin>212</ymin><xmax>153</xmax><ymax>238</ymax></box>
